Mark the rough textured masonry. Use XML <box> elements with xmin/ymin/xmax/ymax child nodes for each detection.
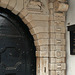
<box><xmin>0</xmin><ymin>0</ymin><xmax>69</xmax><ymax>75</ymax></box>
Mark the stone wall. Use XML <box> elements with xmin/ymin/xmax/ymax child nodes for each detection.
<box><xmin>0</xmin><ymin>0</ymin><xmax>68</xmax><ymax>75</ymax></box>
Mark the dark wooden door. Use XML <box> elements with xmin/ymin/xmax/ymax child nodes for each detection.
<box><xmin>0</xmin><ymin>8</ymin><xmax>36</xmax><ymax>75</ymax></box>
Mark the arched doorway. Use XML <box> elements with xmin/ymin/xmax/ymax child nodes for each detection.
<box><xmin>0</xmin><ymin>8</ymin><xmax>36</xmax><ymax>75</ymax></box>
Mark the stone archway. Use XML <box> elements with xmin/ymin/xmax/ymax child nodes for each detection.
<box><xmin>0</xmin><ymin>0</ymin><xmax>69</xmax><ymax>75</ymax></box>
<box><xmin>0</xmin><ymin>0</ymin><xmax>50</xmax><ymax>75</ymax></box>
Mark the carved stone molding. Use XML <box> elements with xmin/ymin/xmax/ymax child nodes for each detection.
<box><xmin>27</xmin><ymin>1</ymin><xmax>42</xmax><ymax>11</ymax></box>
<box><xmin>27</xmin><ymin>0</ymin><xmax>49</xmax><ymax>14</ymax></box>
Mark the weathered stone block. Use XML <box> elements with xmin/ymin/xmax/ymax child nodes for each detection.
<box><xmin>37</xmin><ymin>58</ymin><xmax>49</xmax><ymax>75</ymax></box>
<box><xmin>55</xmin><ymin>63</ymin><xmax>66</xmax><ymax>70</ymax></box>
<box><xmin>56</xmin><ymin>46</ymin><xmax>65</xmax><ymax>51</ymax></box>
<box><xmin>50</xmin><ymin>25</ymin><xmax>55</xmax><ymax>32</ymax></box>
<box><xmin>33</xmin><ymin>33</ymin><xmax>49</xmax><ymax>40</ymax></box>
<box><xmin>49</xmin><ymin>3</ymin><xmax>54</xmax><ymax>9</ymax></box>
<box><xmin>7</xmin><ymin>0</ymin><xmax>16</xmax><ymax>10</ymax></box>
<box><xmin>50</xmin><ymin>15</ymin><xmax>54</xmax><ymax>20</ymax></box>
<box><xmin>56</xmin><ymin>58</ymin><xmax>66</xmax><ymax>63</ymax></box>
<box><xmin>50</xmin><ymin>39</ymin><xmax>55</xmax><ymax>45</ymax></box>
<box><xmin>19</xmin><ymin>9</ymin><xmax>28</xmax><ymax>19</ymax></box>
<box><xmin>0</xmin><ymin>0</ymin><xmax>9</xmax><ymax>8</ymax></box>
<box><xmin>40</xmin><ymin>58</ymin><xmax>48</xmax><ymax>75</ymax></box>
<box><xmin>62</xmin><ymin>51</ymin><xmax>66</xmax><ymax>57</ymax></box>
<box><xmin>29</xmin><ymin>1</ymin><xmax>41</xmax><ymax>7</ymax></box>
<box><xmin>50</xmin><ymin>71</ymin><xmax>56</xmax><ymax>75</ymax></box>
<box><xmin>56</xmin><ymin>58</ymin><xmax>61</xmax><ymax>63</ymax></box>
<box><xmin>34</xmin><ymin>39</ymin><xmax>49</xmax><ymax>46</ymax></box>
<box><xmin>61</xmin><ymin>70</ymin><xmax>66</xmax><ymax>75</ymax></box>
<box><xmin>56</xmin><ymin>71</ymin><xmax>61</xmax><ymax>75</ymax></box>
<box><xmin>50</xmin><ymin>58</ymin><xmax>56</xmax><ymax>63</ymax></box>
<box><xmin>61</xmin><ymin>63</ymin><xmax>66</xmax><ymax>69</ymax></box>
<box><xmin>49</xmin><ymin>0</ymin><xmax>55</xmax><ymax>3</ymax></box>
<box><xmin>12</xmin><ymin>0</ymin><xmax>24</xmax><ymax>14</ymax></box>
<box><xmin>49</xmin><ymin>64</ymin><xmax>56</xmax><ymax>70</ymax></box>
<box><xmin>56</xmin><ymin>33</ymin><xmax>65</xmax><ymax>39</ymax></box>
<box><xmin>36</xmin><ymin>58</ymin><xmax>40</xmax><ymax>75</ymax></box>
<box><xmin>50</xmin><ymin>39</ymin><xmax>65</xmax><ymax>46</ymax></box>
<box><xmin>54</xmin><ymin>1</ymin><xmax>68</xmax><ymax>12</ymax></box>
<box><xmin>55</xmin><ymin>51</ymin><xmax>62</xmax><ymax>58</ymax></box>
<box><xmin>30</xmin><ymin>26</ymin><xmax>49</xmax><ymax>35</ymax></box>
<box><xmin>55</xmin><ymin>21</ymin><xmax>65</xmax><ymax>26</ymax></box>
<box><xmin>36</xmin><ymin>46</ymin><xmax>49</xmax><ymax>51</ymax></box>
<box><xmin>24</xmin><ymin>14</ymin><xmax>49</xmax><ymax>24</ymax></box>
<box><xmin>50</xmin><ymin>21</ymin><xmax>56</xmax><ymax>26</ymax></box>
<box><xmin>27</xmin><ymin>1</ymin><xmax>41</xmax><ymax>10</ymax></box>
<box><xmin>50</xmin><ymin>23</ymin><xmax>65</xmax><ymax>33</ymax></box>
<box><xmin>56</xmin><ymin>63</ymin><xmax>62</xmax><ymax>70</ymax></box>
<box><xmin>57</xmin><ymin>0</ymin><xmax>66</xmax><ymax>2</ymax></box>
<box><xmin>50</xmin><ymin>45</ymin><xmax>56</xmax><ymax>51</ymax></box>
<box><xmin>50</xmin><ymin>51</ymin><xmax>55</xmax><ymax>57</ymax></box>
<box><xmin>56</xmin><ymin>46</ymin><xmax>61</xmax><ymax>50</ymax></box>
<box><xmin>54</xmin><ymin>13</ymin><xmax>65</xmax><ymax>21</ymax></box>
<box><xmin>36</xmin><ymin>51</ymin><xmax>48</xmax><ymax>57</ymax></box>
<box><xmin>54</xmin><ymin>13</ymin><xmax>65</xmax><ymax>17</ymax></box>
<box><xmin>28</xmin><ymin>21</ymin><xmax>49</xmax><ymax>29</ymax></box>
<box><xmin>61</xmin><ymin>58</ymin><xmax>66</xmax><ymax>63</ymax></box>
<box><xmin>55</xmin><ymin>51</ymin><xmax>66</xmax><ymax>58</ymax></box>
<box><xmin>55</xmin><ymin>39</ymin><xmax>65</xmax><ymax>45</ymax></box>
<box><xmin>55</xmin><ymin>25</ymin><xmax>65</xmax><ymax>33</ymax></box>
<box><xmin>50</xmin><ymin>33</ymin><xmax>56</xmax><ymax>39</ymax></box>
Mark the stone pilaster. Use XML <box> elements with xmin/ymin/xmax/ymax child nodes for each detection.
<box><xmin>48</xmin><ymin>0</ymin><xmax>68</xmax><ymax>75</ymax></box>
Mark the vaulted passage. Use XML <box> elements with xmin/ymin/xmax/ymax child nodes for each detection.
<box><xmin>0</xmin><ymin>8</ymin><xmax>36</xmax><ymax>75</ymax></box>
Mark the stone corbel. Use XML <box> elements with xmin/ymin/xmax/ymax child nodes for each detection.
<box><xmin>54</xmin><ymin>0</ymin><xmax>69</xmax><ymax>12</ymax></box>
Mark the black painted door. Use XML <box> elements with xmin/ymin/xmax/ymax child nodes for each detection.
<box><xmin>0</xmin><ymin>8</ymin><xmax>36</xmax><ymax>75</ymax></box>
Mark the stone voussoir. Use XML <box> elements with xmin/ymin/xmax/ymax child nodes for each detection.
<box><xmin>7</xmin><ymin>0</ymin><xmax>16</xmax><ymax>10</ymax></box>
<box><xmin>12</xmin><ymin>0</ymin><xmax>24</xmax><ymax>15</ymax></box>
<box><xmin>27</xmin><ymin>20</ymin><xmax>49</xmax><ymax>29</ymax></box>
<box><xmin>23</xmin><ymin>14</ymin><xmax>49</xmax><ymax>24</ymax></box>
<box><xmin>0</xmin><ymin>0</ymin><xmax>9</xmax><ymax>8</ymax></box>
<box><xmin>30</xmin><ymin>26</ymin><xmax>49</xmax><ymax>35</ymax></box>
<box><xmin>33</xmin><ymin>33</ymin><xmax>49</xmax><ymax>40</ymax></box>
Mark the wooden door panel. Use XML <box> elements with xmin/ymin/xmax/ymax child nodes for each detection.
<box><xmin>0</xmin><ymin>8</ymin><xmax>36</xmax><ymax>75</ymax></box>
